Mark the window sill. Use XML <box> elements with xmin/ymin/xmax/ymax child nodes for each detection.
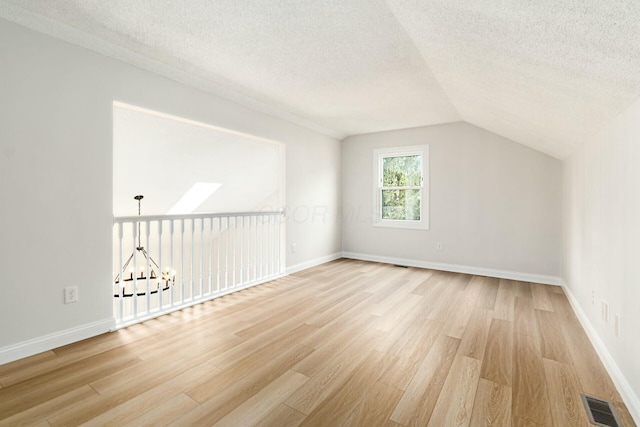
<box><xmin>373</xmin><ymin>220</ymin><xmax>429</xmax><ymax>230</ymax></box>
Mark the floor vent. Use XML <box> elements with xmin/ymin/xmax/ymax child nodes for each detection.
<box><xmin>581</xmin><ymin>394</ymin><xmax>621</xmax><ymax>427</ymax></box>
<box><xmin>394</xmin><ymin>265</ymin><xmax>409</xmax><ymax>268</ymax></box>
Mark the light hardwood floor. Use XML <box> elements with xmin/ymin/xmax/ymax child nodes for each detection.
<box><xmin>0</xmin><ymin>259</ymin><xmax>635</xmax><ymax>426</ymax></box>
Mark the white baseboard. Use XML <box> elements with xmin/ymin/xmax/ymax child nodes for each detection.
<box><xmin>342</xmin><ymin>252</ymin><xmax>562</xmax><ymax>285</ymax></box>
<box><xmin>286</xmin><ymin>252</ymin><xmax>343</xmax><ymax>275</ymax></box>
<box><xmin>561</xmin><ymin>283</ymin><xmax>640</xmax><ymax>424</ymax></box>
<box><xmin>0</xmin><ymin>318</ymin><xmax>115</xmax><ymax>366</ymax></box>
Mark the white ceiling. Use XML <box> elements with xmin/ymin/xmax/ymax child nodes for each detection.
<box><xmin>113</xmin><ymin>105</ymin><xmax>282</xmax><ymax>217</ymax></box>
<box><xmin>2</xmin><ymin>0</ymin><xmax>639</xmax><ymax>159</ymax></box>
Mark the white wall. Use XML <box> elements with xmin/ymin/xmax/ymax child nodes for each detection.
<box><xmin>563</xmin><ymin>97</ymin><xmax>640</xmax><ymax>415</ymax></box>
<box><xmin>114</xmin><ymin>105</ymin><xmax>284</xmax><ymax>216</ymax></box>
<box><xmin>342</xmin><ymin>122</ymin><xmax>563</xmax><ymax>281</ymax></box>
<box><xmin>0</xmin><ymin>18</ymin><xmax>341</xmax><ymax>356</ymax></box>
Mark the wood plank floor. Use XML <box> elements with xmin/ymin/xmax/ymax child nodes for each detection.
<box><xmin>0</xmin><ymin>259</ymin><xmax>635</xmax><ymax>426</ymax></box>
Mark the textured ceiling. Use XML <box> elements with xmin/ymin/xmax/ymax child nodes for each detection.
<box><xmin>1</xmin><ymin>0</ymin><xmax>640</xmax><ymax>158</ymax></box>
<box><xmin>386</xmin><ymin>0</ymin><xmax>640</xmax><ymax>159</ymax></box>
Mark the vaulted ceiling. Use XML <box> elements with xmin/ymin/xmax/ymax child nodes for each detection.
<box><xmin>1</xmin><ymin>0</ymin><xmax>639</xmax><ymax>159</ymax></box>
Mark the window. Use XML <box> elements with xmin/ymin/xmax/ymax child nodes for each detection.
<box><xmin>373</xmin><ymin>145</ymin><xmax>429</xmax><ymax>229</ymax></box>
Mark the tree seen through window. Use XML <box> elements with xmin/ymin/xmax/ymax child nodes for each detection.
<box><xmin>381</xmin><ymin>155</ymin><xmax>422</xmax><ymax>220</ymax></box>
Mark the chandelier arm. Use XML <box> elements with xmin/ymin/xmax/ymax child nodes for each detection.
<box><xmin>140</xmin><ymin>248</ymin><xmax>162</xmax><ymax>274</ymax></box>
<box><xmin>114</xmin><ymin>252</ymin><xmax>135</xmax><ymax>282</ymax></box>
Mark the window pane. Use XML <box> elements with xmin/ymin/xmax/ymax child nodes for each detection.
<box><xmin>382</xmin><ymin>155</ymin><xmax>422</xmax><ymax>187</ymax></box>
<box><xmin>382</xmin><ymin>189</ymin><xmax>421</xmax><ymax>220</ymax></box>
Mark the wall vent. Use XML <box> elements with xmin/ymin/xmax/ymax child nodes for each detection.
<box><xmin>581</xmin><ymin>394</ymin><xmax>621</xmax><ymax>427</ymax></box>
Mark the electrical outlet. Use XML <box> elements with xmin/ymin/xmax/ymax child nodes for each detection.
<box><xmin>64</xmin><ymin>286</ymin><xmax>78</xmax><ymax>304</ymax></box>
<box><xmin>291</xmin><ymin>243</ymin><xmax>297</xmax><ymax>253</ymax></box>
<box><xmin>601</xmin><ymin>301</ymin><xmax>609</xmax><ymax>323</ymax></box>
<box><xmin>436</xmin><ymin>242</ymin><xmax>443</xmax><ymax>251</ymax></box>
<box><xmin>615</xmin><ymin>314</ymin><xmax>621</xmax><ymax>338</ymax></box>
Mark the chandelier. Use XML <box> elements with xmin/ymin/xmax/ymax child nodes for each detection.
<box><xmin>114</xmin><ymin>195</ymin><xmax>175</xmax><ymax>298</ymax></box>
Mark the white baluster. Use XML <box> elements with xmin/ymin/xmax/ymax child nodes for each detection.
<box><xmin>246</xmin><ymin>216</ymin><xmax>251</xmax><ymax>282</ymax></box>
<box><xmin>190</xmin><ymin>218</ymin><xmax>195</xmax><ymax>300</ymax></box>
<box><xmin>158</xmin><ymin>220</ymin><xmax>163</xmax><ymax>311</ymax></box>
<box><xmin>199</xmin><ymin>218</ymin><xmax>204</xmax><ymax>298</ymax></box>
<box><xmin>118</xmin><ymin>222</ymin><xmax>124</xmax><ymax>322</ymax></box>
<box><xmin>256</xmin><ymin>215</ymin><xmax>264</xmax><ymax>280</ymax></box>
<box><xmin>232</xmin><ymin>216</ymin><xmax>237</xmax><ymax>288</ymax></box>
<box><xmin>277</xmin><ymin>214</ymin><xmax>280</xmax><ymax>274</ymax></box>
<box><xmin>208</xmin><ymin>217</ymin><xmax>213</xmax><ymax>296</ymax></box>
<box><xmin>240</xmin><ymin>216</ymin><xmax>244</xmax><ymax>286</ymax></box>
<box><xmin>145</xmin><ymin>220</ymin><xmax>151</xmax><ymax>314</ymax></box>
<box><xmin>181</xmin><ymin>218</ymin><xmax>185</xmax><ymax>304</ymax></box>
<box><xmin>262</xmin><ymin>215</ymin><xmax>266</xmax><ymax>278</ymax></box>
<box><xmin>269</xmin><ymin>215</ymin><xmax>274</xmax><ymax>277</ymax></box>
<box><xmin>170</xmin><ymin>220</ymin><xmax>174</xmax><ymax>307</ymax></box>
<box><xmin>264</xmin><ymin>215</ymin><xmax>268</xmax><ymax>278</ymax></box>
<box><xmin>225</xmin><ymin>216</ymin><xmax>229</xmax><ymax>290</ymax></box>
<box><xmin>132</xmin><ymin>222</ymin><xmax>138</xmax><ymax>318</ymax></box>
<box><xmin>217</xmin><ymin>217</ymin><xmax>221</xmax><ymax>293</ymax></box>
<box><xmin>253</xmin><ymin>215</ymin><xmax>258</xmax><ymax>281</ymax></box>
<box><xmin>278</xmin><ymin>212</ymin><xmax>283</xmax><ymax>274</ymax></box>
<box><xmin>274</xmin><ymin>215</ymin><xmax>278</xmax><ymax>276</ymax></box>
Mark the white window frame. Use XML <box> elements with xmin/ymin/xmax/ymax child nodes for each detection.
<box><xmin>373</xmin><ymin>145</ymin><xmax>429</xmax><ymax>230</ymax></box>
